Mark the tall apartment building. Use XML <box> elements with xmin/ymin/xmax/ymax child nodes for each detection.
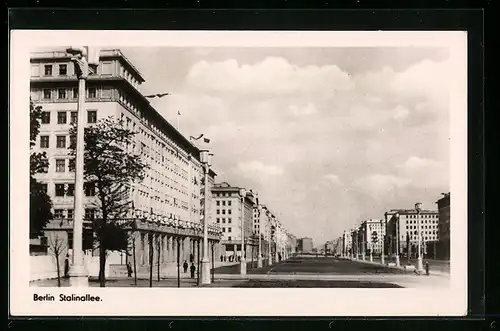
<box><xmin>436</xmin><ymin>193</ymin><xmax>450</xmax><ymax>260</ymax></box>
<box><xmin>359</xmin><ymin>219</ymin><xmax>386</xmax><ymax>254</ymax></box>
<box><xmin>30</xmin><ymin>49</ymin><xmax>217</xmax><ymax>262</ymax></box>
<box><xmin>386</xmin><ymin>208</ymin><xmax>439</xmax><ymax>258</ymax></box>
<box><xmin>211</xmin><ymin>182</ymin><xmax>256</xmax><ymax>258</ymax></box>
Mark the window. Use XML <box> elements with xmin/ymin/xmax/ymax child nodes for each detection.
<box><xmin>222</xmin><ymin>218</ymin><xmax>226</xmax><ymax>224</ymax></box>
<box><xmin>67</xmin><ymin>184</ymin><xmax>75</xmax><ymax>196</ymax></box>
<box><xmin>85</xmin><ymin>209</ymin><xmax>95</xmax><ymax>220</ymax></box>
<box><xmin>68</xmin><ymin>158</ymin><xmax>75</xmax><ymax>172</ymax></box>
<box><xmin>216</xmin><ymin>218</ymin><xmax>220</xmax><ymax>223</ymax></box>
<box><xmin>216</xmin><ymin>201</ymin><xmax>220</xmax><ymax>206</ymax></box>
<box><xmin>55</xmin><ymin>184</ymin><xmax>65</xmax><ymax>196</ymax></box>
<box><xmin>222</xmin><ymin>201</ymin><xmax>226</xmax><ymax>206</ymax></box>
<box><xmin>43</xmin><ymin>89</ymin><xmax>52</xmax><ymax>100</ymax></box>
<box><xmin>67</xmin><ymin>209</ymin><xmax>74</xmax><ymax>219</ymax></box>
<box><xmin>55</xmin><ymin>159</ymin><xmax>65</xmax><ymax>172</ymax></box>
<box><xmin>40</xmin><ymin>183</ymin><xmax>48</xmax><ymax>193</ymax></box>
<box><xmin>228</xmin><ymin>227</ymin><xmax>232</xmax><ymax>233</ymax></box>
<box><xmin>228</xmin><ymin>201</ymin><xmax>231</xmax><ymax>206</ymax></box>
<box><xmin>57</xmin><ymin>111</ymin><xmax>67</xmax><ymax>124</ymax></box>
<box><xmin>56</xmin><ymin>135</ymin><xmax>66</xmax><ymax>148</ymax></box>
<box><xmin>228</xmin><ymin>218</ymin><xmax>232</xmax><ymax>224</ymax></box>
<box><xmin>54</xmin><ymin>209</ymin><xmax>64</xmax><ymax>219</ymax></box>
<box><xmin>228</xmin><ymin>209</ymin><xmax>232</xmax><ymax>215</ymax></box>
<box><xmin>101</xmin><ymin>87</ymin><xmax>112</xmax><ymax>99</ymax></box>
<box><xmin>44</xmin><ymin>65</ymin><xmax>52</xmax><ymax>76</ymax></box>
<box><xmin>216</xmin><ymin>209</ymin><xmax>220</xmax><ymax>215</ymax></box>
<box><xmin>70</xmin><ymin>111</ymin><xmax>78</xmax><ymax>124</ymax></box>
<box><xmin>87</xmin><ymin>110</ymin><xmax>97</xmax><ymax>123</ymax></box>
<box><xmin>228</xmin><ymin>236</ymin><xmax>232</xmax><ymax>241</ymax></box>
<box><xmin>222</xmin><ymin>228</ymin><xmax>225</xmax><ymax>232</ymax></box>
<box><xmin>73</xmin><ymin>88</ymin><xmax>78</xmax><ymax>99</ymax></box>
<box><xmin>59</xmin><ymin>64</ymin><xmax>67</xmax><ymax>76</ymax></box>
<box><xmin>85</xmin><ymin>183</ymin><xmax>96</xmax><ymax>196</ymax></box>
<box><xmin>88</xmin><ymin>88</ymin><xmax>97</xmax><ymax>99</ymax></box>
<box><xmin>41</xmin><ymin>111</ymin><xmax>50</xmax><ymax>124</ymax></box>
<box><xmin>40</xmin><ymin>136</ymin><xmax>49</xmax><ymax>148</ymax></box>
<box><xmin>222</xmin><ymin>210</ymin><xmax>226</xmax><ymax>215</ymax></box>
<box><xmin>58</xmin><ymin>89</ymin><xmax>67</xmax><ymax>99</ymax></box>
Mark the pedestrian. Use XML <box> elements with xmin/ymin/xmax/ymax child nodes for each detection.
<box><xmin>183</xmin><ymin>260</ymin><xmax>188</xmax><ymax>273</ymax></box>
<box><xmin>425</xmin><ymin>261</ymin><xmax>430</xmax><ymax>276</ymax></box>
<box><xmin>238</xmin><ymin>255</ymin><xmax>241</xmax><ymax>262</ymax></box>
<box><xmin>220</xmin><ymin>255</ymin><xmax>223</xmax><ymax>262</ymax></box>
<box><xmin>224</xmin><ymin>255</ymin><xmax>227</xmax><ymax>262</ymax></box>
<box><xmin>126</xmin><ymin>261</ymin><xmax>133</xmax><ymax>278</ymax></box>
<box><xmin>64</xmin><ymin>254</ymin><xmax>70</xmax><ymax>278</ymax></box>
<box><xmin>190</xmin><ymin>263</ymin><xmax>196</xmax><ymax>278</ymax></box>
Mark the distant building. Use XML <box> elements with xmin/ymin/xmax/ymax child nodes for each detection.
<box><xmin>211</xmin><ymin>182</ymin><xmax>257</xmax><ymax>259</ymax></box>
<box><xmin>359</xmin><ymin>219</ymin><xmax>386</xmax><ymax>255</ymax></box>
<box><xmin>436</xmin><ymin>193</ymin><xmax>450</xmax><ymax>260</ymax></box>
<box><xmin>297</xmin><ymin>237</ymin><xmax>313</xmax><ymax>253</ymax></box>
<box><xmin>385</xmin><ymin>207</ymin><xmax>439</xmax><ymax>258</ymax></box>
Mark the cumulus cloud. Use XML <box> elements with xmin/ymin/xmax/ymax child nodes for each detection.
<box><xmin>354</xmin><ymin>174</ymin><xmax>411</xmax><ymax>196</ymax></box>
<box><xmin>186</xmin><ymin>56</ymin><xmax>354</xmax><ymax>95</ymax></box>
<box><xmin>234</xmin><ymin>161</ymin><xmax>285</xmax><ymax>176</ymax></box>
<box><xmin>397</xmin><ymin>156</ymin><xmax>448</xmax><ymax>188</ymax></box>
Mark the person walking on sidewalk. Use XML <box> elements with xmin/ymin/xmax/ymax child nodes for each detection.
<box><xmin>183</xmin><ymin>260</ymin><xmax>188</xmax><ymax>273</ymax></box>
<box><xmin>190</xmin><ymin>263</ymin><xmax>196</xmax><ymax>278</ymax></box>
<box><xmin>126</xmin><ymin>261</ymin><xmax>133</xmax><ymax>278</ymax></box>
<box><xmin>220</xmin><ymin>254</ymin><xmax>223</xmax><ymax>262</ymax></box>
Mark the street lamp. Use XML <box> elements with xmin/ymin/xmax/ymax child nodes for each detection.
<box><xmin>239</xmin><ymin>188</ymin><xmax>248</xmax><ymax>275</ymax></box>
<box><xmin>66</xmin><ymin>46</ymin><xmax>101</xmax><ymax>288</ymax></box>
<box><xmin>257</xmin><ymin>204</ymin><xmax>263</xmax><ymax>268</ymax></box>
<box><xmin>381</xmin><ymin>217</ymin><xmax>386</xmax><ymax>265</ymax></box>
<box><xmin>369</xmin><ymin>225</ymin><xmax>373</xmax><ymax>262</ymax></box>
<box><xmin>267</xmin><ymin>211</ymin><xmax>273</xmax><ymax>266</ymax></box>
<box><xmin>415</xmin><ymin>202</ymin><xmax>424</xmax><ymax>272</ymax></box>
<box><xmin>200</xmin><ymin>150</ymin><xmax>213</xmax><ymax>284</ymax></box>
<box><xmin>394</xmin><ymin>212</ymin><xmax>401</xmax><ymax>267</ymax></box>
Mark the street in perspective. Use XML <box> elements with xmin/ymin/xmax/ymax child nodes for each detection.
<box><xmin>28</xmin><ymin>45</ymin><xmax>451</xmax><ymax>289</ymax></box>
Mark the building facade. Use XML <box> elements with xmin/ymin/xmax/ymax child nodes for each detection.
<box><xmin>359</xmin><ymin>219</ymin><xmax>385</xmax><ymax>255</ymax></box>
<box><xmin>436</xmin><ymin>193</ymin><xmax>450</xmax><ymax>260</ymax></box>
<box><xmin>297</xmin><ymin>237</ymin><xmax>314</xmax><ymax>253</ymax></box>
<box><xmin>211</xmin><ymin>182</ymin><xmax>257</xmax><ymax>260</ymax></box>
<box><xmin>30</xmin><ymin>48</ymin><xmax>222</xmax><ymax>279</ymax></box>
<box><xmin>385</xmin><ymin>208</ymin><xmax>439</xmax><ymax>258</ymax></box>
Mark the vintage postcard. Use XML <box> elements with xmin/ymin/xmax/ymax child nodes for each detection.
<box><xmin>10</xmin><ymin>30</ymin><xmax>467</xmax><ymax>316</ymax></box>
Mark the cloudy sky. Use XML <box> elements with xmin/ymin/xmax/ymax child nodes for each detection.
<box><xmin>120</xmin><ymin>46</ymin><xmax>451</xmax><ymax>246</ymax></box>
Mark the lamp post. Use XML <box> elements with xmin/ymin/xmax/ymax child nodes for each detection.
<box><xmin>200</xmin><ymin>150</ymin><xmax>213</xmax><ymax>284</ymax></box>
<box><xmin>381</xmin><ymin>217</ymin><xmax>386</xmax><ymax>265</ymax></box>
<box><xmin>395</xmin><ymin>213</ymin><xmax>401</xmax><ymax>267</ymax></box>
<box><xmin>239</xmin><ymin>188</ymin><xmax>248</xmax><ymax>275</ymax></box>
<box><xmin>267</xmin><ymin>212</ymin><xmax>273</xmax><ymax>266</ymax></box>
<box><xmin>65</xmin><ymin>46</ymin><xmax>100</xmax><ymax>287</ymax></box>
<box><xmin>257</xmin><ymin>205</ymin><xmax>263</xmax><ymax>268</ymax></box>
<box><xmin>369</xmin><ymin>225</ymin><xmax>373</xmax><ymax>262</ymax></box>
<box><xmin>415</xmin><ymin>203</ymin><xmax>424</xmax><ymax>272</ymax></box>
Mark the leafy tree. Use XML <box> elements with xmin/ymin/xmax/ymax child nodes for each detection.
<box><xmin>30</xmin><ymin>100</ymin><xmax>52</xmax><ymax>238</ymax></box>
<box><xmin>69</xmin><ymin>116</ymin><xmax>147</xmax><ymax>287</ymax></box>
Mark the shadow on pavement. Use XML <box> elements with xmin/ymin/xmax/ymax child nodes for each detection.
<box><xmin>233</xmin><ymin>279</ymin><xmax>403</xmax><ymax>288</ymax></box>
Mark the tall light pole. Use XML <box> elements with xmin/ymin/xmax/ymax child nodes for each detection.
<box><xmin>65</xmin><ymin>46</ymin><xmax>100</xmax><ymax>287</ymax></box>
<box><xmin>267</xmin><ymin>211</ymin><xmax>273</xmax><ymax>266</ymax></box>
<box><xmin>239</xmin><ymin>188</ymin><xmax>248</xmax><ymax>275</ymax></box>
<box><xmin>257</xmin><ymin>204</ymin><xmax>263</xmax><ymax>268</ymax></box>
<box><xmin>381</xmin><ymin>217</ymin><xmax>386</xmax><ymax>265</ymax></box>
<box><xmin>395</xmin><ymin>213</ymin><xmax>401</xmax><ymax>267</ymax></box>
<box><xmin>369</xmin><ymin>224</ymin><xmax>373</xmax><ymax>262</ymax></box>
<box><xmin>415</xmin><ymin>203</ymin><xmax>424</xmax><ymax>272</ymax></box>
<box><xmin>200</xmin><ymin>150</ymin><xmax>213</xmax><ymax>284</ymax></box>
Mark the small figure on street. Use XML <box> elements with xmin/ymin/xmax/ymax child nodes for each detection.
<box><xmin>425</xmin><ymin>261</ymin><xmax>430</xmax><ymax>276</ymax></box>
<box><xmin>64</xmin><ymin>254</ymin><xmax>70</xmax><ymax>278</ymax></box>
<box><xmin>238</xmin><ymin>255</ymin><xmax>241</xmax><ymax>262</ymax></box>
<box><xmin>126</xmin><ymin>261</ymin><xmax>133</xmax><ymax>278</ymax></box>
<box><xmin>190</xmin><ymin>263</ymin><xmax>196</xmax><ymax>278</ymax></box>
<box><xmin>220</xmin><ymin>255</ymin><xmax>223</xmax><ymax>262</ymax></box>
<box><xmin>183</xmin><ymin>260</ymin><xmax>188</xmax><ymax>273</ymax></box>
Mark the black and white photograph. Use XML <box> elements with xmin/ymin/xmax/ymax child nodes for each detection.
<box><xmin>11</xmin><ymin>30</ymin><xmax>467</xmax><ymax>316</ymax></box>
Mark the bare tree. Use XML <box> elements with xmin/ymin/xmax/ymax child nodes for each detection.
<box><xmin>48</xmin><ymin>233</ymin><xmax>67</xmax><ymax>287</ymax></box>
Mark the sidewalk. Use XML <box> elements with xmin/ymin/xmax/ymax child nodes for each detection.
<box><xmin>106</xmin><ymin>260</ymin><xmax>239</xmax><ymax>280</ymax></box>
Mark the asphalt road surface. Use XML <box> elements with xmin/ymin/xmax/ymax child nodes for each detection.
<box><xmin>214</xmin><ymin>256</ymin><xmax>406</xmax><ymax>275</ymax></box>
